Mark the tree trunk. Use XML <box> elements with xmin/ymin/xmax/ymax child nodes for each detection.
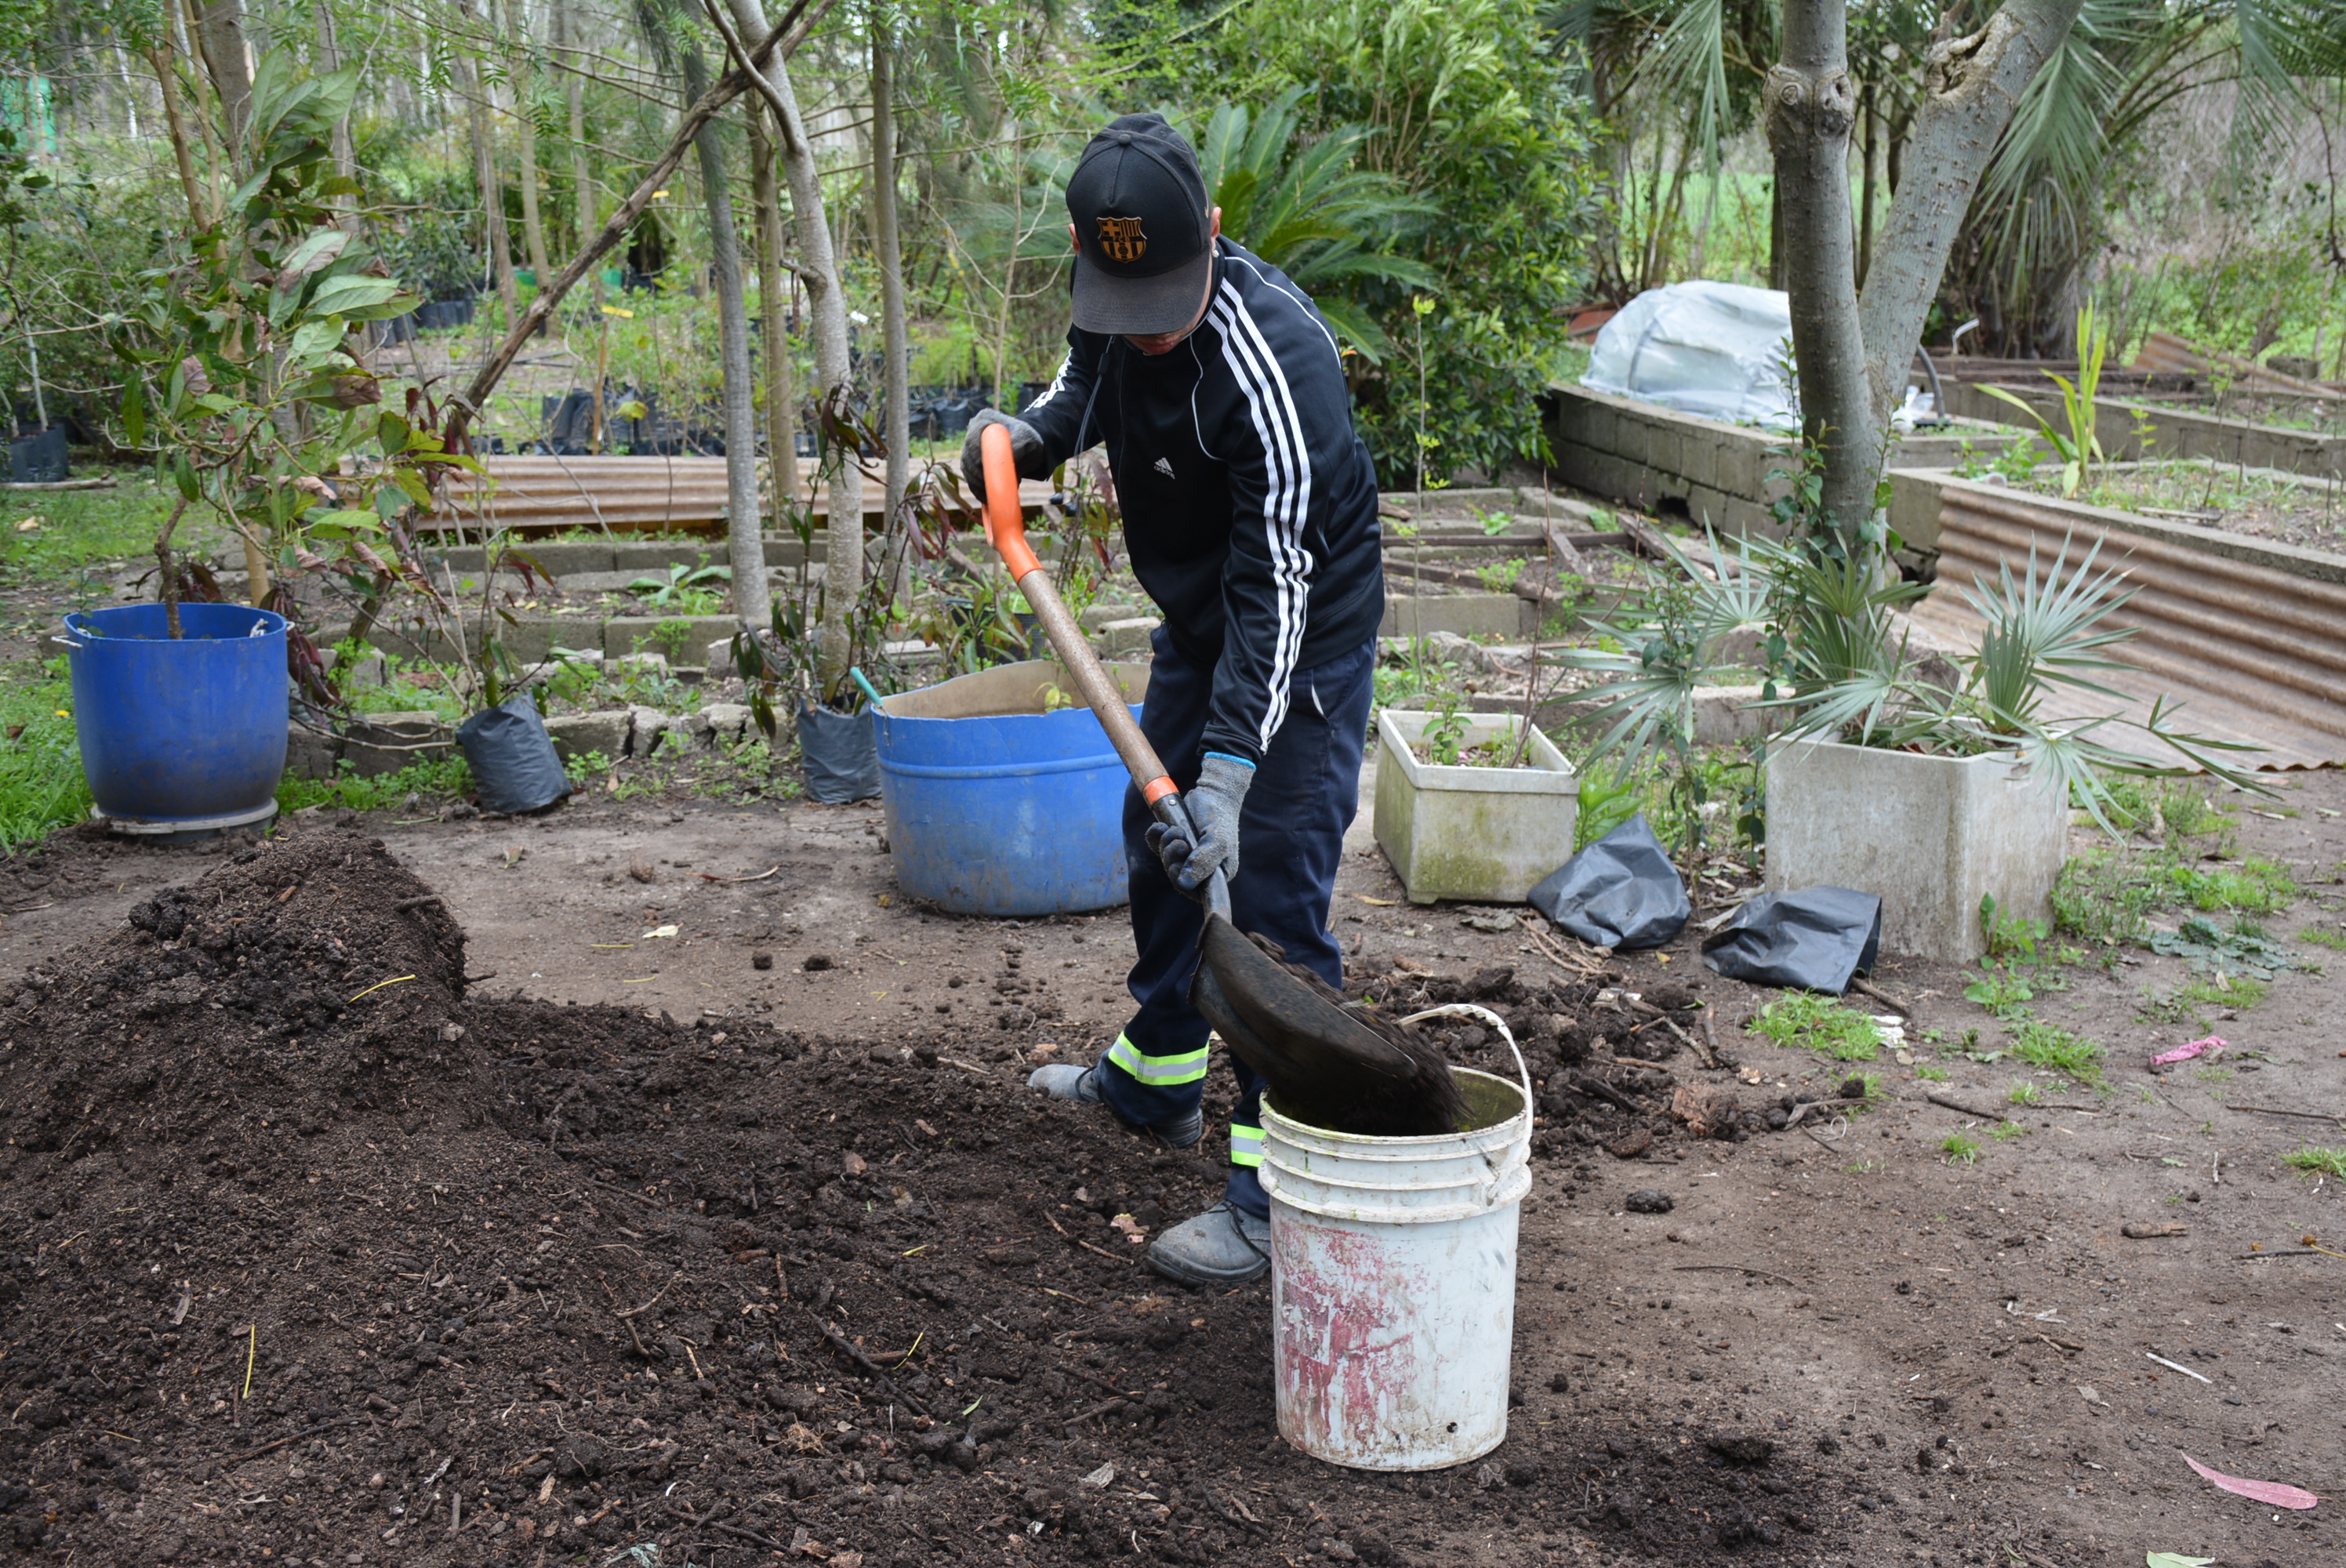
<box><xmin>1767</xmin><ymin>0</ymin><xmax>1874</xmax><ymax>530</ymax></box>
<box><xmin>313</xmin><ymin>2</ymin><xmax>357</xmax><ymax>217</ymax></box>
<box><xmin>556</xmin><ymin>0</ymin><xmax>595</xmax><ymax>280</ymax></box>
<box><xmin>1856</xmin><ymin>78</ymin><xmax>1878</xmax><ymax>290</ymax></box>
<box><xmin>507</xmin><ymin>0</ymin><xmax>551</xmax><ymax>281</ymax></box>
<box><xmin>680</xmin><ymin>49</ymin><xmax>772</xmax><ymax>626</ymax></box>
<box><xmin>144</xmin><ymin>43</ymin><xmax>208</xmax><ymax>226</ymax></box>
<box><xmin>748</xmin><ymin>102</ymin><xmax>796</xmax><ymax>550</ymax></box>
<box><xmin>189</xmin><ymin>0</ymin><xmax>252</xmax><ymax>150</ymax></box>
<box><xmin>456</xmin><ymin>2</ymin><xmax>521</xmax><ymax>335</ymax></box>
<box><xmin>723</xmin><ymin>0</ymin><xmax>859</xmax><ymax>692</ymax></box>
<box><xmin>1853</xmin><ymin>0</ymin><xmax>2085</xmax><ymax>422</ymax></box>
<box><xmin>871</xmin><ymin>26</ymin><xmax>910</xmax><ymax>546</ymax></box>
<box><xmin>1769</xmin><ymin>0</ymin><xmax>2081</xmax><ymax>535</ymax></box>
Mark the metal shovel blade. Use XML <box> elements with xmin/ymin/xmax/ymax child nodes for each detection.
<box><xmin>1193</xmin><ymin>913</ymin><xmax>1420</xmax><ymax>1087</ymax></box>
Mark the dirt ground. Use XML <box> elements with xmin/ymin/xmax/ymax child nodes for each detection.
<box><xmin>0</xmin><ymin>761</ymin><xmax>2342</xmax><ymax>1568</ymax></box>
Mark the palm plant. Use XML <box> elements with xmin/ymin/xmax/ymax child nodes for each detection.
<box><xmin>1192</xmin><ymin>87</ymin><xmax>1439</xmax><ymax>361</ymax></box>
<box><xmin>1553</xmin><ymin>532</ymin><xmax>2264</xmax><ymax>837</ymax></box>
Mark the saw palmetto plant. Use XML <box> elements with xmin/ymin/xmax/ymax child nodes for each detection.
<box><xmin>1555</xmin><ymin>529</ymin><xmax>2266</xmax><ymax>840</ymax></box>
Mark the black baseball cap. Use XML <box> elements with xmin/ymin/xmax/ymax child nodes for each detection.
<box><xmin>1066</xmin><ymin>114</ymin><xmax>1216</xmax><ymax>336</ymax></box>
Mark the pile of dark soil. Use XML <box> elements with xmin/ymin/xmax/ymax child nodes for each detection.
<box><xmin>0</xmin><ymin>835</ymin><xmax>1840</xmax><ymax>1566</ymax></box>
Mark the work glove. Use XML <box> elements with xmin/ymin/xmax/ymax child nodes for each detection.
<box><xmin>1146</xmin><ymin>752</ymin><xmax>1254</xmax><ymax>895</ymax></box>
<box><xmin>959</xmin><ymin>409</ymin><xmax>1048</xmax><ymax>503</ymax></box>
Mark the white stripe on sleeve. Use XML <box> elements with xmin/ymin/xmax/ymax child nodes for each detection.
<box><xmin>1207</xmin><ymin>292</ymin><xmax>1313</xmax><ymax>749</ymax></box>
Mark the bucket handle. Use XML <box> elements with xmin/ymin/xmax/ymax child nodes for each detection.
<box><xmin>49</xmin><ymin>635</ymin><xmax>79</xmax><ymax>650</ymax></box>
<box><xmin>1400</xmin><ymin>1003</ymin><xmax>1532</xmax><ymax>1206</ymax></box>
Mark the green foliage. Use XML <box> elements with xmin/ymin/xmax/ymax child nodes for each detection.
<box><xmin>1940</xmin><ymin>1133</ymin><xmax>1981</xmax><ymax>1166</ymax></box>
<box><xmin>1422</xmin><ymin>690</ymin><xmax>1471</xmax><ymax>766</ymax></box>
<box><xmin>1915</xmin><ymin>1063</ymin><xmax>1949</xmax><ymax>1082</ymax></box>
<box><xmin>0</xmin><ymin>660</ymin><xmax>93</xmax><ymax>855</ymax></box>
<box><xmin>2283</xmin><ymin>1146</ymin><xmax>2346</xmax><ymax>1179</ymax></box>
<box><xmin>275</xmin><ymin>754</ymin><xmax>474</xmax><ymax>815</ymax></box>
<box><xmin>1981</xmin><ymin>303</ymin><xmax>2109</xmax><ymax>498</ymax></box>
<box><xmin>1992</xmin><ymin>1121</ymin><xmax>2032</xmax><ymax>1142</ymax></box>
<box><xmin>1747</xmin><ymin>993</ymin><xmax>1881</xmax><ymax>1061</ymax></box>
<box><xmin>628</xmin><ymin>559</ymin><xmax>732</xmax><ymax>614</ymax></box>
<box><xmin>2054</xmin><ymin>848</ymin><xmax>2159</xmax><ymax>948</ymax></box>
<box><xmin>1192</xmin><ymin>86</ymin><xmax>1438</xmax><ymax>362</ymax></box>
<box><xmin>2148</xmin><ymin>915</ymin><xmax>2299</xmax><ymax>978</ymax></box>
<box><xmin>1180</xmin><ymin>0</ymin><xmax>1604</xmax><ymax>482</ymax></box>
<box><xmin>1952</xmin><ymin>434</ymin><xmax>2045</xmax><ymax>485</ymax></box>
<box><xmin>1573</xmin><ymin>758</ymin><xmax>1645</xmax><ymax>851</ymax></box>
<box><xmin>2008</xmin><ymin>1080</ymin><xmax>2043</xmax><ymax>1105</ymax></box>
<box><xmin>2298</xmin><ymin>925</ymin><xmax>2346</xmax><ymax>952</ymax></box>
<box><xmin>2010</xmin><ymin>1019</ymin><xmax>2105</xmax><ymax>1084</ymax></box>
<box><xmin>2138</xmin><ymin>972</ymin><xmax>2268</xmax><ymax>1032</ymax></box>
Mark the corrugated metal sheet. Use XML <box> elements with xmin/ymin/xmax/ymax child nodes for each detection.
<box><xmin>1911</xmin><ymin>481</ymin><xmax>2346</xmax><ymax>770</ymax></box>
<box><xmin>2132</xmin><ymin>331</ymin><xmax>2342</xmax><ymax>400</ymax></box>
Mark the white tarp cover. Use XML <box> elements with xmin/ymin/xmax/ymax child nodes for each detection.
<box><xmin>1581</xmin><ymin>281</ymin><xmax>1796</xmax><ymax>428</ymax></box>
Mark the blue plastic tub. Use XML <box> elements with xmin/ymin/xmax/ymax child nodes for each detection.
<box><xmin>64</xmin><ymin>602</ymin><xmax>289</xmax><ymax>831</ymax></box>
<box><xmin>873</xmin><ymin>659</ymin><xmax>1149</xmax><ymax>916</ymax></box>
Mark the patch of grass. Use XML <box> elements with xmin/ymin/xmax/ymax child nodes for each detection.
<box><xmin>0</xmin><ymin>477</ymin><xmax>177</xmax><ymax>582</ymax></box>
<box><xmin>1992</xmin><ymin>1121</ymin><xmax>2031</xmax><ymax>1142</ymax></box>
<box><xmin>1914</xmin><ymin>1063</ymin><xmax>1948</xmax><ymax>1082</ymax></box>
<box><xmin>2283</xmin><ymin>1146</ymin><xmax>2346</xmax><ymax>1179</ymax></box>
<box><xmin>1748</xmin><ymin>993</ymin><xmax>1882</xmax><ymax>1060</ymax></box>
<box><xmin>2137</xmin><ymin>972</ymin><xmax>2271</xmax><ymax>1033</ymax></box>
<box><xmin>2054</xmin><ymin>849</ymin><xmax>2157</xmax><ymax>948</ymax></box>
<box><xmin>2010</xmin><ymin>1019</ymin><xmax>2105</xmax><ymax>1084</ymax></box>
<box><xmin>0</xmin><ymin>659</ymin><xmax>93</xmax><ymax>853</ymax></box>
<box><xmin>2166</xmin><ymin>856</ymin><xmax>2297</xmax><ymax>915</ymax></box>
<box><xmin>1940</xmin><ymin>1133</ymin><xmax>1981</xmax><ymax>1167</ymax></box>
<box><xmin>2007</xmin><ymin>1080</ymin><xmax>2044</xmax><ymax>1106</ymax></box>
<box><xmin>2299</xmin><ymin>926</ymin><xmax>2346</xmax><ymax>952</ymax></box>
<box><xmin>276</xmin><ymin>755</ymin><xmax>474</xmax><ymax>814</ymax></box>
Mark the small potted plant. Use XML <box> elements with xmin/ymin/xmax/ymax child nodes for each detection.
<box><xmin>1560</xmin><ymin>528</ymin><xmax>2261</xmax><ymax>960</ymax></box>
<box><xmin>92</xmin><ymin>60</ymin><xmax>438</xmax><ymax>832</ymax></box>
<box><xmin>1374</xmin><ymin>692</ymin><xmax>1579</xmax><ymax>905</ymax></box>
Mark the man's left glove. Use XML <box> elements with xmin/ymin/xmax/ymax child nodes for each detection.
<box><xmin>1146</xmin><ymin>753</ymin><xmax>1255</xmax><ymax>895</ymax></box>
<box><xmin>959</xmin><ymin>409</ymin><xmax>1048</xmax><ymax>503</ymax></box>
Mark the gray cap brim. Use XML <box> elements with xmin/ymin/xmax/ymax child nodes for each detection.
<box><xmin>1071</xmin><ymin>245</ymin><xmax>1218</xmax><ymax>336</ymax></box>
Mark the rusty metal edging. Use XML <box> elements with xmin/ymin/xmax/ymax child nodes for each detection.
<box><xmin>1915</xmin><ymin>478</ymin><xmax>2346</xmax><ymax>768</ymax></box>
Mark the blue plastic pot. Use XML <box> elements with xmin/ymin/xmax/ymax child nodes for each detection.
<box><xmin>64</xmin><ymin>602</ymin><xmax>289</xmax><ymax>831</ymax></box>
<box><xmin>873</xmin><ymin>659</ymin><xmax>1149</xmax><ymax>916</ymax></box>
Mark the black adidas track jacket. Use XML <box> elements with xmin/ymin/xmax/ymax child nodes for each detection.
<box><xmin>1019</xmin><ymin>241</ymin><xmax>1385</xmax><ymax>765</ymax></box>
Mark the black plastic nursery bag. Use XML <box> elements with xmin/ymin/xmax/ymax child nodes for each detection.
<box><xmin>1528</xmin><ymin>813</ymin><xmax>1690</xmax><ymax>950</ymax></box>
<box><xmin>455</xmin><ymin>691</ymin><xmax>572</xmax><ymax>815</ymax></box>
<box><xmin>797</xmin><ymin>700</ymin><xmax>881</xmax><ymax>804</ymax></box>
<box><xmin>1700</xmin><ymin>885</ymin><xmax>1883</xmax><ymax>993</ymax></box>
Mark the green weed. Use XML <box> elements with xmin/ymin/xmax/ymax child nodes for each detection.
<box><xmin>2053</xmin><ymin>849</ymin><xmax>2156</xmax><ymax>948</ymax></box>
<box><xmin>1915</xmin><ymin>1064</ymin><xmax>1948</xmax><ymax>1082</ymax></box>
<box><xmin>1992</xmin><ymin>1122</ymin><xmax>2031</xmax><ymax>1142</ymax></box>
<box><xmin>2137</xmin><ymin>972</ymin><xmax>2269</xmax><ymax>1033</ymax></box>
<box><xmin>2007</xmin><ymin>1080</ymin><xmax>2043</xmax><ymax>1106</ymax></box>
<box><xmin>0</xmin><ymin>660</ymin><xmax>93</xmax><ymax>853</ymax></box>
<box><xmin>1747</xmin><ymin>993</ymin><xmax>1882</xmax><ymax>1061</ymax></box>
<box><xmin>2283</xmin><ymin>1146</ymin><xmax>2346</xmax><ymax>1179</ymax></box>
<box><xmin>276</xmin><ymin>755</ymin><xmax>474</xmax><ymax>814</ymax></box>
<box><xmin>2010</xmin><ymin>1020</ymin><xmax>2105</xmax><ymax>1084</ymax></box>
<box><xmin>2297</xmin><ymin>926</ymin><xmax>2346</xmax><ymax>952</ymax></box>
<box><xmin>1940</xmin><ymin>1134</ymin><xmax>1981</xmax><ymax>1166</ymax></box>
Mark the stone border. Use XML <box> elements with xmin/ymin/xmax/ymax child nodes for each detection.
<box><xmin>1942</xmin><ymin>381</ymin><xmax>2343</xmax><ymax>482</ymax></box>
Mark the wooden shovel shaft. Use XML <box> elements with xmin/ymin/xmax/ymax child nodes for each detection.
<box><xmin>979</xmin><ymin>426</ymin><xmax>1227</xmax><ymax>920</ymax></box>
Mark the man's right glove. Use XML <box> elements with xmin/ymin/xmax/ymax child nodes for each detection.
<box><xmin>960</xmin><ymin>409</ymin><xmax>1048</xmax><ymax>503</ymax></box>
<box><xmin>1145</xmin><ymin>752</ymin><xmax>1254</xmax><ymax>895</ymax></box>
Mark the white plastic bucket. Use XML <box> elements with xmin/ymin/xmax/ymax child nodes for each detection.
<box><xmin>1258</xmin><ymin>1004</ymin><xmax>1532</xmax><ymax>1471</ymax></box>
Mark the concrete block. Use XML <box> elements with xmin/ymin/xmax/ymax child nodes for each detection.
<box><xmin>1095</xmin><ymin>616</ymin><xmax>1160</xmax><ymax>657</ymax></box>
<box><xmin>701</xmin><ymin>702</ymin><xmax>756</xmax><ymax>743</ymax></box>
<box><xmin>343</xmin><ymin>711</ymin><xmax>452</xmax><ymax>778</ymax></box>
<box><xmin>1690</xmin><ymin>685</ymin><xmax>1782</xmax><ymax>746</ymax></box>
<box><xmin>1381</xmin><ymin>594</ymin><xmax>1525</xmax><ymax>641</ymax></box>
<box><xmin>507</xmin><ymin>541</ymin><xmax>616</xmax><ymax>575</ymax></box>
<box><xmin>604</xmin><ymin>651</ymin><xmax>669</xmax><ymax>679</ymax></box>
<box><xmin>1582</xmin><ymin>401</ymin><xmax>1620</xmax><ymax>456</ymax></box>
<box><xmin>763</xmin><ymin>535</ymin><xmax>827</xmax><ymax>568</ymax></box>
<box><xmin>626</xmin><ymin>703</ymin><xmax>674</xmax><ymax>757</ymax></box>
<box><xmin>612</xmin><ymin>540</ymin><xmax>724</xmax><ymax>572</ymax></box>
<box><xmin>603</xmin><ymin>615</ymin><xmax>736</xmax><ymax>661</ymax></box>
<box><xmin>544</xmin><ymin>709</ymin><xmax>630</xmax><ymax>763</ymax></box>
<box><xmin>1764</xmin><ymin>737</ymin><xmax>2068</xmax><ymax>963</ymax></box>
<box><xmin>1372</xmin><ymin>710</ymin><xmax>1578</xmax><ymax>904</ymax></box>
<box><xmin>285</xmin><ymin>720</ymin><xmax>341</xmax><ymax>781</ymax></box>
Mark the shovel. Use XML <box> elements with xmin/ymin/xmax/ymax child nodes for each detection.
<box><xmin>975</xmin><ymin>424</ymin><xmax>1457</xmax><ymax>1126</ymax></box>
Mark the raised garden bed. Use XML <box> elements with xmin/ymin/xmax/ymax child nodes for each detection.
<box><xmin>1372</xmin><ymin>709</ymin><xmax>1577</xmax><ymax>905</ymax></box>
<box><xmin>1945</xmin><ymin>379</ymin><xmax>2344</xmax><ymax>484</ymax></box>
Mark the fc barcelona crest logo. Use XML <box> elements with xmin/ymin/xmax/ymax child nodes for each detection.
<box><xmin>1096</xmin><ymin>216</ymin><xmax>1147</xmax><ymax>264</ymax></box>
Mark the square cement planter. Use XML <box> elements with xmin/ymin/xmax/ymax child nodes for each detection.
<box><xmin>1763</xmin><ymin>738</ymin><xmax>2068</xmax><ymax>963</ymax></box>
<box><xmin>1374</xmin><ymin>710</ymin><xmax>1578</xmax><ymax>905</ymax></box>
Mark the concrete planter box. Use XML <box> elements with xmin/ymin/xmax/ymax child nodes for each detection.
<box><xmin>1374</xmin><ymin>710</ymin><xmax>1578</xmax><ymax>905</ymax></box>
<box><xmin>1764</xmin><ymin>738</ymin><xmax>2067</xmax><ymax>962</ymax></box>
<box><xmin>1944</xmin><ymin>380</ymin><xmax>2343</xmax><ymax>483</ymax></box>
